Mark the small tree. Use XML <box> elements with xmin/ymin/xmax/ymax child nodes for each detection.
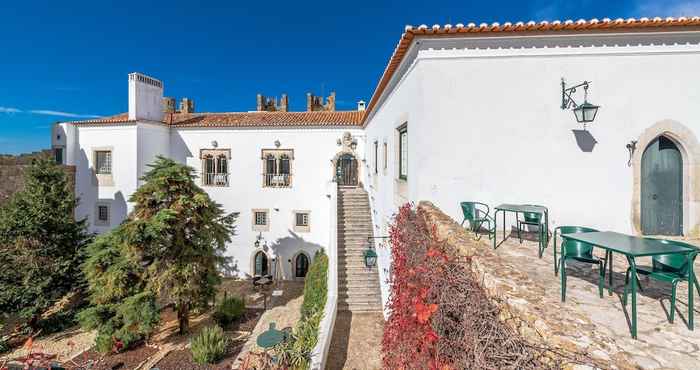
<box><xmin>81</xmin><ymin>156</ymin><xmax>236</xmax><ymax>344</ymax></box>
<box><xmin>0</xmin><ymin>158</ymin><xmax>90</xmax><ymax>328</ymax></box>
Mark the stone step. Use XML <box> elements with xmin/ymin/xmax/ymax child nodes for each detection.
<box><xmin>337</xmin><ymin>302</ymin><xmax>383</xmax><ymax>312</ymax></box>
<box><xmin>338</xmin><ymin>273</ymin><xmax>380</xmax><ymax>282</ymax></box>
<box><xmin>338</xmin><ymin>287</ymin><xmax>381</xmax><ymax>296</ymax></box>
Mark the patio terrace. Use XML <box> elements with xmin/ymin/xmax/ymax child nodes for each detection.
<box><xmin>419</xmin><ymin>201</ymin><xmax>700</xmax><ymax>369</ymax></box>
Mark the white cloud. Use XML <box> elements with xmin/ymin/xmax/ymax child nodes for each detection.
<box><xmin>0</xmin><ymin>107</ymin><xmax>22</xmax><ymax>113</ymax></box>
<box><xmin>28</xmin><ymin>110</ymin><xmax>101</xmax><ymax>118</ymax></box>
<box><xmin>633</xmin><ymin>0</ymin><xmax>700</xmax><ymax>17</ymax></box>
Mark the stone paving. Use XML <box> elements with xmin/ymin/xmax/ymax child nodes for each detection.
<box><xmin>327</xmin><ymin>312</ymin><xmax>384</xmax><ymax>370</ymax></box>
<box><xmin>492</xmin><ymin>232</ymin><xmax>700</xmax><ymax>369</ymax></box>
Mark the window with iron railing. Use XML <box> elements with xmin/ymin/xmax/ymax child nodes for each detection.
<box><xmin>201</xmin><ymin>151</ymin><xmax>230</xmax><ymax>187</ymax></box>
<box><xmin>262</xmin><ymin>149</ymin><xmax>293</xmax><ymax>188</ymax></box>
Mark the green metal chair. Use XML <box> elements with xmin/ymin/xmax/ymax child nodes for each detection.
<box><xmin>517</xmin><ymin>205</ymin><xmax>548</xmax><ymax>246</ymax></box>
<box><xmin>556</xmin><ymin>226</ymin><xmax>606</xmax><ymax>301</ymax></box>
<box><xmin>623</xmin><ymin>239</ymin><xmax>700</xmax><ymax>323</ymax></box>
<box><xmin>460</xmin><ymin>201</ymin><xmax>495</xmax><ymax>240</ymax></box>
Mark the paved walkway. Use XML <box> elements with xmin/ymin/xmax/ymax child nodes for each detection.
<box><xmin>326</xmin><ymin>312</ymin><xmax>384</xmax><ymax>370</ymax></box>
<box><xmin>494</xmin><ymin>232</ymin><xmax>700</xmax><ymax>369</ymax></box>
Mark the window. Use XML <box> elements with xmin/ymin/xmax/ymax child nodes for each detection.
<box><xmin>374</xmin><ymin>141</ymin><xmax>379</xmax><ymax>174</ymax></box>
<box><xmin>383</xmin><ymin>142</ymin><xmax>388</xmax><ymax>171</ymax></box>
<box><xmin>293</xmin><ymin>210</ymin><xmax>311</xmax><ymax>232</ymax></box>
<box><xmin>398</xmin><ymin>124</ymin><xmax>408</xmax><ymax>180</ymax></box>
<box><xmin>262</xmin><ymin>149</ymin><xmax>293</xmax><ymax>187</ymax></box>
<box><xmin>54</xmin><ymin>147</ymin><xmax>64</xmax><ymax>165</ymax></box>
<box><xmin>252</xmin><ymin>209</ymin><xmax>270</xmax><ymax>231</ymax></box>
<box><xmin>95</xmin><ymin>204</ymin><xmax>110</xmax><ymax>226</ymax></box>
<box><xmin>201</xmin><ymin>149</ymin><xmax>229</xmax><ymax>186</ymax></box>
<box><xmin>95</xmin><ymin>151</ymin><xmax>112</xmax><ymax>174</ymax></box>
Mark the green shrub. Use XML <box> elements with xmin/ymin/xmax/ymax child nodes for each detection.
<box><xmin>191</xmin><ymin>325</ymin><xmax>227</xmax><ymax>365</ymax></box>
<box><xmin>213</xmin><ymin>296</ymin><xmax>245</xmax><ymax>328</ymax></box>
<box><xmin>300</xmin><ymin>250</ymin><xmax>328</xmax><ymax>319</ymax></box>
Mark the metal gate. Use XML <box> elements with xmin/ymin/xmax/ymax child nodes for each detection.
<box><xmin>641</xmin><ymin>135</ymin><xmax>683</xmax><ymax>235</ymax></box>
<box><xmin>336</xmin><ymin>154</ymin><xmax>358</xmax><ymax>186</ymax></box>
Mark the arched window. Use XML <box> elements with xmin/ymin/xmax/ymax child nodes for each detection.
<box><xmin>254</xmin><ymin>251</ymin><xmax>268</xmax><ymax>276</ymax></box>
<box><xmin>295</xmin><ymin>253</ymin><xmax>309</xmax><ymax>278</ymax></box>
<box><xmin>217</xmin><ymin>155</ymin><xmax>228</xmax><ymax>174</ymax></box>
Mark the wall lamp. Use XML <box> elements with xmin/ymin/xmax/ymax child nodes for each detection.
<box><xmin>561</xmin><ymin>78</ymin><xmax>600</xmax><ymax>127</ymax></box>
<box><xmin>626</xmin><ymin>140</ymin><xmax>637</xmax><ymax>167</ymax></box>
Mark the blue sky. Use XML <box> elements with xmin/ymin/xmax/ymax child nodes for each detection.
<box><xmin>1</xmin><ymin>0</ymin><xmax>698</xmax><ymax>154</ymax></box>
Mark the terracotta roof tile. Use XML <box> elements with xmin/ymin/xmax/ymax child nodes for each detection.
<box><xmin>65</xmin><ymin>111</ymin><xmax>364</xmax><ymax>128</ymax></box>
<box><xmin>363</xmin><ymin>16</ymin><xmax>700</xmax><ymax>125</ymax></box>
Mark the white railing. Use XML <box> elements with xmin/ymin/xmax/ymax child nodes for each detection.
<box><xmin>202</xmin><ymin>173</ymin><xmax>229</xmax><ymax>187</ymax></box>
<box><xmin>310</xmin><ymin>182</ymin><xmax>338</xmax><ymax>369</ymax></box>
<box><xmin>263</xmin><ymin>173</ymin><xmax>292</xmax><ymax>188</ymax></box>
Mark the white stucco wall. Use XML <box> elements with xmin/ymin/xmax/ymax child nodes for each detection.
<box><xmin>171</xmin><ymin>127</ymin><xmax>364</xmax><ymax>278</ymax></box>
<box><xmin>68</xmin><ymin>123</ymin><xmax>139</xmax><ymax>233</ymax></box>
<box><xmin>364</xmin><ymin>30</ymin><xmax>700</xmax><ymax>304</ymax></box>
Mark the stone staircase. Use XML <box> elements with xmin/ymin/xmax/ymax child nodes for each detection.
<box><xmin>337</xmin><ymin>185</ymin><xmax>383</xmax><ymax>312</ymax></box>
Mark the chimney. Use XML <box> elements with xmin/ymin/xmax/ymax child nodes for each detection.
<box><xmin>280</xmin><ymin>94</ymin><xmax>289</xmax><ymax>112</ymax></box>
<box><xmin>179</xmin><ymin>98</ymin><xmax>194</xmax><ymax>113</ymax></box>
<box><xmin>306</xmin><ymin>93</ymin><xmax>313</xmax><ymax>112</ymax></box>
<box><xmin>357</xmin><ymin>100</ymin><xmax>366</xmax><ymax>111</ymax></box>
<box><xmin>128</xmin><ymin>72</ymin><xmax>164</xmax><ymax>121</ymax></box>
<box><xmin>256</xmin><ymin>94</ymin><xmax>264</xmax><ymax>111</ymax></box>
<box><xmin>162</xmin><ymin>97</ymin><xmax>176</xmax><ymax>113</ymax></box>
<box><xmin>326</xmin><ymin>91</ymin><xmax>336</xmax><ymax>112</ymax></box>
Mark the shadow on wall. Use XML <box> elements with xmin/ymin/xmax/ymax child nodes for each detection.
<box><xmin>169</xmin><ymin>131</ymin><xmax>194</xmax><ymax>164</ymax></box>
<box><xmin>572</xmin><ymin>129</ymin><xmax>598</xmax><ymax>152</ymax></box>
<box><xmin>244</xmin><ymin>230</ymin><xmax>324</xmax><ymax>280</ymax></box>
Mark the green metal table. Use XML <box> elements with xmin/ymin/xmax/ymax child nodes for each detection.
<box><xmin>561</xmin><ymin>231</ymin><xmax>697</xmax><ymax>339</ymax></box>
<box><xmin>256</xmin><ymin>322</ymin><xmax>286</xmax><ymax>349</ymax></box>
<box><xmin>493</xmin><ymin>204</ymin><xmax>549</xmax><ymax>257</ymax></box>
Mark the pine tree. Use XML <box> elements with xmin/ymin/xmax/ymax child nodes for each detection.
<box><xmin>0</xmin><ymin>158</ymin><xmax>91</xmax><ymax>328</ymax></box>
<box><xmin>80</xmin><ymin>156</ymin><xmax>236</xmax><ymax>348</ymax></box>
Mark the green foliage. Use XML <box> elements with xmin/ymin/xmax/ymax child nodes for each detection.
<box><xmin>300</xmin><ymin>250</ymin><xmax>328</xmax><ymax>319</ymax></box>
<box><xmin>213</xmin><ymin>296</ymin><xmax>245</xmax><ymax>328</ymax></box>
<box><xmin>276</xmin><ymin>251</ymin><xmax>328</xmax><ymax>369</ymax></box>
<box><xmin>0</xmin><ymin>158</ymin><xmax>91</xmax><ymax>327</ymax></box>
<box><xmin>191</xmin><ymin>325</ymin><xmax>227</xmax><ymax>365</ymax></box>
<box><xmin>0</xmin><ymin>322</ymin><xmax>8</xmax><ymax>354</ymax></box>
<box><xmin>80</xmin><ymin>156</ymin><xmax>237</xmax><ymax>349</ymax></box>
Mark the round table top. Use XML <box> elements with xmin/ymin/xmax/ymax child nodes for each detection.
<box><xmin>256</xmin><ymin>322</ymin><xmax>285</xmax><ymax>348</ymax></box>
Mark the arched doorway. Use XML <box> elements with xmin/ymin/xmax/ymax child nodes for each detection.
<box><xmin>336</xmin><ymin>153</ymin><xmax>358</xmax><ymax>186</ymax></box>
<box><xmin>254</xmin><ymin>251</ymin><xmax>269</xmax><ymax>276</ymax></box>
<box><xmin>641</xmin><ymin>135</ymin><xmax>683</xmax><ymax>235</ymax></box>
<box><xmin>295</xmin><ymin>253</ymin><xmax>309</xmax><ymax>278</ymax></box>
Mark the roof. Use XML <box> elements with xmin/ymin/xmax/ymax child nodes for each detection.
<box><xmin>363</xmin><ymin>16</ymin><xmax>700</xmax><ymax>125</ymax></box>
<box><xmin>64</xmin><ymin>111</ymin><xmax>365</xmax><ymax>128</ymax></box>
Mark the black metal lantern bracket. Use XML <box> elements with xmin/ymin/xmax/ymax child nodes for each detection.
<box><xmin>561</xmin><ymin>78</ymin><xmax>600</xmax><ymax>128</ymax></box>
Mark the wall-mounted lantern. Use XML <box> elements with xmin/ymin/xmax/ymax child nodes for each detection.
<box><xmin>363</xmin><ymin>244</ymin><xmax>377</xmax><ymax>268</ymax></box>
<box><xmin>211</xmin><ymin>140</ymin><xmax>218</xmax><ymax>148</ymax></box>
<box><xmin>274</xmin><ymin>140</ymin><xmax>281</xmax><ymax>148</ymax></box>
<box><xmin>626</xmin><ymin>140</ymin><xmax>638</xmax><ymax>167</ymax></box>
<box><xmin>254</xmin><ymin>232</ymin><xmax>266</xmax><ymax>248</ymax></box>
<box><xmin>561</xmin><ymin>78</ymin><xmax>600</xmax><ymax>128</ymax></box>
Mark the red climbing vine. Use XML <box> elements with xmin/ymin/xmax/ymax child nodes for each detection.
<box><xmin>381</xmin><ymin>203</ymin><xmax>550</xmax><ymax>370</ymax></box>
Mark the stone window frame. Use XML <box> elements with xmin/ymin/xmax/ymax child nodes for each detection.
<box><xmin>261</xmin><ymin>149</ymin><xmax>294</xmax><ymax>188</ymax></box>
<box><xmin>252</xmin><ymin>208</ymin><xmax>270</xmax><ymax>232</ymax></box>
<box><xmin>94</xmin><ymin>202</ymin><xmax>110</xmax><ymax>227</ymax></box>
<box><xmin>397</xmin><ymin>123</ymin><xmax>408</xmax><ymax>181</ymax></box>
<box><xmin>292</xmin><ymin>210</ymin><xmax>311</xmax><ymax>233</ymax></box>
<box><xmin>200</xmin><ymin>149</ymin><xmax>231</xmax><ymax>187</ymax></box>
<box><xmin>92</xmin><ymin>146</ymin><xmax>114</xmax><ymax>186</ymax></box>
<box><xmin>383</xmin><ymin>140</ymin><xmax>388</xmax><ymax>174</ymax></box>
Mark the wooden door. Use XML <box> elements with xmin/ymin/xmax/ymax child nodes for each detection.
<box><xmin>641</xmin><ymin>135</ymin><xmax>683</xmax><ymax>235</ymax></box>
<box><xmin>336</xmin><ymin>154</ymin><xmax>358</xmax><ymax>186</ymax></box>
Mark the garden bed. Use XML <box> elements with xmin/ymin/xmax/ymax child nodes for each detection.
<box><xmin>154</xmin><ymin>308</ymin><xmax>262</xmax><ymax>370</ymax></box>
<box><xmin>67</xmin><ymin>345</ymin><xmax>158</xmax><ymax>370</ymax></box>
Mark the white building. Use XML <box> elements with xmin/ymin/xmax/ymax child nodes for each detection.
<box><xmin>53</xmin><ymin>73</ymin><xmax>366</xmax><ymax>279</ymax></box>
<box><xmin>53</xmin><ymin>17</ymin><xmax>700</xmax><ymax>294</ymax></box>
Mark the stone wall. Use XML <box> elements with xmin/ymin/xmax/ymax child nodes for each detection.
<box><xmin>417</xmin><ymin>201</ymin><xmax>638</xmax><ymax>370</ymax></box>
<box><xmin>0</xmin><ymin>151</ymin><xmax>75</xmax><ymax>206</ymax></box>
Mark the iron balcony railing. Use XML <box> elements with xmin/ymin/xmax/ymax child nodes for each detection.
<box><xmin>202</xmin><ymin>172</ymin><xmax>229</xmax><ymax>187</ymax></box>
<box><xmin>264</xmin><ymin>173</ymin><xmax>292</xmax><ymax>188</ymax></box>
